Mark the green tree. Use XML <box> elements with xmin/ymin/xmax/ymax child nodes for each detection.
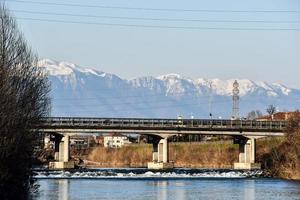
<box><xmin>0</xmin><ymin>5</ymin><xmax>50</xmax><ymax>199</ymax></box>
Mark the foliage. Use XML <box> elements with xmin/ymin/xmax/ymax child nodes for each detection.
<box><xmin>0</xmin><ymin>5</ymin><xmax>50</xmax><ymax>199</ymax></box>
<box><xmin>263</xmin><ymin>112</ymin><xmax>300</xmax><ymax>179</ymax></box>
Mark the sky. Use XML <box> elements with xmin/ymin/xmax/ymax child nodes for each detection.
<box><xmin>3</xmin><ymin>0</ymin><xmax>300</xmax><ymax>88</ymax></box>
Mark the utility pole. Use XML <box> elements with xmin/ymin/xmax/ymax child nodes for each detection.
<box><xmin>232</xmin><ymin>80</ymin><xmax>240</xmax><ymax>119</ymax></box>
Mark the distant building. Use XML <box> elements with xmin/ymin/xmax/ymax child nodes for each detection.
<box><xmin>104</xmin><ymin>133</ymin><xmax>131</xmax><ymax>148</ymax></box>
<box><xmin>70</xmin><ymin>135</ymin><xmax>95</xmax><ymax>148</ymax></box>
<box><xmin>257</xmin><ymin>111</ymin><xmax>297</xmax><ymax>121</ymax></box>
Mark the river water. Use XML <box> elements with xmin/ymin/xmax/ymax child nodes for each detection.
<box><xmin>34</xmin><ymin>168</ymin><xmax>300</xmax><ymax>200</ymax></box>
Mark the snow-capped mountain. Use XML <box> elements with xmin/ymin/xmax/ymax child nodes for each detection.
<box><xmin>39</xmin><ymin>59</ymin><xmax>300</xmax><ymax>118</ymax></box>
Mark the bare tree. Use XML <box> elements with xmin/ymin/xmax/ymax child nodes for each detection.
<box><xmin>266</xmin><ymin>104</ymin><xmax>276</xmax><ymax>115</ymax></box>
<box><xmin>0</xmin><ymin>5</ymin><xmax>50</xmax><ymax>199</ymax></box>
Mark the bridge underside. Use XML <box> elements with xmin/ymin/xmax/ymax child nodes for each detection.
<box><xmin>46</xmin><ymin>132</ymin><xmax>270</xmax><ymax>170</ymax></box>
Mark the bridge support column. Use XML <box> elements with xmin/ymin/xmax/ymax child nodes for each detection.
<box><xmin>49</xmin><ymin>134</ymin><xmax>75</xmax><ymax>170</ymax></box>
<box><xmin>152</xmin><ymin>140</ymin><xmax>159</xmax><ymax>162</ymax></box>
<box><xmin>148</xmin><ymin>136</ymin><xmax>174</xmax><ymax>170</ymax></box>
<box><xmin>234</xmin><ymin>137</ymin><xmax>261</xmax><ymax>170</ymax></box>
<box><xmin>54</xmin><ymin>136</ymin><xmax>60</xmax><ymax>161</ymax></box>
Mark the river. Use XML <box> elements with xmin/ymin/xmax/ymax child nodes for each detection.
<box><xmin>34</xmin><ymin>168</ymin><xmax>300</xmax><ymax>200</ymax></box>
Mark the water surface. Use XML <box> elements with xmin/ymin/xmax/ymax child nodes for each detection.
<box><xmin>35</xmin><ymin>169</ymin><xmax>300</xmax><ymax>200</ymax></box>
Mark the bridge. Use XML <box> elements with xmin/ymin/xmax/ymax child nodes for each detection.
<box><xmin>39</xmin><ymin>117</ymin><xmax>287</xmax><ymax>170</ymax></box>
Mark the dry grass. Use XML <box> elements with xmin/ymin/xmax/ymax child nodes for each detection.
<box><xmin>84</xmin><ymin>138</ymin><xmax>289</xmax><ymax>170</ymax></box>
<box><xmin>87</xmin><ymin>144</ymin><xmax>152</xmax><ymax>167</ymax></box>
<box><xmin>170</xmin><ymin>142</ymin><xmax>238</xmax><ymax>168</ymax></box>
<box><xmin>87</xmin><ymin>141</ymin><xmax>239</xmax><ymax>168</ymax></box>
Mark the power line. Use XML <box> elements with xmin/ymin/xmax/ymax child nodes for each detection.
<box><xmin>53</xmin><ymin>97</ymin><xmax>206</xmax><ymax>107</ymax></box>
<box><xmin>15</xmin><ymin>17</ymin><xmax>300</xmax><ymax>31</ymax></box>
<box><xmin>52</xmin><ymin>96</ymin><xmax>297</xmax><ymax>108</ymax></box>
<box><xmin>4</xmin><ymin>0</ymin><xmax>300</xmax><ymax>13</ymax></box>
<box><xmin>53</xmin><ymin>97</ymin><xmax>230</xmax><ymax>108</ymax></box>
<box><xmin>52</xmin><ymin>99</ymin><xmax>229</xmax><ymax>114</ymax></box>
<box><xmin>11</xmin><ymin>10</ymin><xmax>300</xmax><ymax>24</ymax></box>
<box><xmin>52</xmin><ymin>92</ymin><xmax>221</xmax><ymax>108</ymax></box>
<box><xmin>52</xmin><ymin>89</ymin><xmax>218</xmax><ymax>101</ymax></box>
<box><xmin>53</xmin><ymin>99</ymin><xmax>232</xmax><ymax>113</ymax></box>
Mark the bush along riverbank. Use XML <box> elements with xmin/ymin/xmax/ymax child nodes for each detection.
<box><xmin>261</xmin><ymin>113</ymin><xmax>300</xmax><ymax>180</ymax></box>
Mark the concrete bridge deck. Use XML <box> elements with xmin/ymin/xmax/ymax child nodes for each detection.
<box><xmin>39</xmin><ymin>117</ymin><xmax>286</xmax><ymax>136</ymax></box>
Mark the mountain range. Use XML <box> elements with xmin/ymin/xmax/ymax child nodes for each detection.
<box><xmin>38</xmin><ymin>59</ymin><xmax>300</xmax><ymax>118</ymax></box>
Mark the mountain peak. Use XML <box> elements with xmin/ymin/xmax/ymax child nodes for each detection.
<box><xmin>38</xmin><ymin>59</ymin><xmax>74</xmax><ymax>76</ymax></box>
<box><xmin>38</xmin><ymin>59</ymin><xmax>109</xmax><ymax>77</ymax></box>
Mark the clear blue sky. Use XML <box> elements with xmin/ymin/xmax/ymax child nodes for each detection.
<box><xmin>4</xmin><ymin>0</ymin><xmax>300</xmax><ymax>88</ymax></box>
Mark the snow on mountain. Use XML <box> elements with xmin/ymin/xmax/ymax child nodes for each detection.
<box><xmin>156</xmin><ymin>74</ymin><xmax>196</xmax><ymax>97</ymax></box>
<box><xmin>39</xmin><ymin>59</ymin><xmax>300</xmax><ymax>118</ymax></box>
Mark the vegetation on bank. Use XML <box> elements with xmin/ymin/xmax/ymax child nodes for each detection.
<box><xmin>0</xmin><ymin>5</ymin><xmax>50</xmax><ymax>199</ymax></box>
<box><xmin>87</xmin><ymin>141</ymin><xmax>274</xmax><ymax>169</ymax></box>
<box><xmin>87</xmin><ymin>143</ymin><xmax>152</xmax><ymax>167</ymax></box>
<box><xmin>262</xmin><ymin>113</ymin><xmax>300</xmax><ymax>180</ymax></box>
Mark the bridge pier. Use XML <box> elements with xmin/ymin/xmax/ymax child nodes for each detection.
<box><xmin>53</xmin><ymin>135</ymin><xmax>61</xmax><ymax>161</ymax></box>
<box><xmin>49</xmin><ymin>134</ymin><xmax>75</xmax><ymax>169</ymax></box>
<box><xmin>234</xmin><ymin>136</ymin><xmax>261</xmax><ymax>170</ymax></box>
<box><xmin>148</xmin><ymin>136</ymin><xmax>174</xmax><ymax>169</ymax></box>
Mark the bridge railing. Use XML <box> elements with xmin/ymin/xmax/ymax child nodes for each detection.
<box><xmin>40</xmin><ymin>117</ymin><xmax>287</xmax><ymax>131</ymax></box>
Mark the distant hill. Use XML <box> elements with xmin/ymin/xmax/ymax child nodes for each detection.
<box><xmin>39</xmin><ymin>59</ymin><xmax>300</xmax><ymax>118</ymax></box>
